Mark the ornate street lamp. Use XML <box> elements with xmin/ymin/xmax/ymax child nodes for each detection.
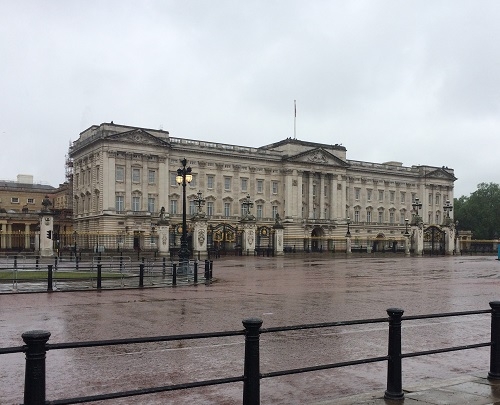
<box><xmin>443</xmin><ymin>199</ymin><xmax>453</xmax><ymax>224</ymax></box>
<box><xmin>411</xmin><ymin>197</ymin><xmax>423</xmax><ymax>225</ymax></box>
<box><xmin>241</xmin><ymin>193</ymin><xmax>254</xmax><ymax>218</ymax></box>
<box><xmin>346</xmin><ymin>217</ymin><xmax>351</xmax><ymax>237</ymax></box>
<box><xmin>176</xmin><ymin>158</ymin><xmax>193</xmax><ymax>268</ymax></box>
<box><xmin>404</xmin><ymin>218</ymin><xmax>410</xmax><ymax>236</ymax></box>
<box><xmin>193</xmin><ymin>190</ymin><xmax>205</xmax><ymax>214</ymax></box>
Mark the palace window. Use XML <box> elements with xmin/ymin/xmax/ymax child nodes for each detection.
<box><xmin>241</xmin><ymin>178</ymin><xmax>248</xmax><ymax>192</ymax></box>
<box><xmin>378</xmin><ymin>211</ymin><xmax>384</xmax><ymax>224</ymax></box>
<box><xmin>170</xmin><ymin>199</ymin><xmax>178</xmax><ymax>214</ymax></box>
<box><xmin>132</xmin><ymin>168</ymin><xmax>141</xmax><ymax>183</ymax></box>
<box><xmin>354</xmin><ymin>210</ymin><xmax>360</xmax><ymax>223</ymax></box>
<box><xmin>206</xmin><ymin>201</ymin><xmax>214</xmax><ymax>216</ymax></box>
<box><xmin>224</xmin><ymin>202</ymin><xmax>231</xmax><ymax>217</ymax></box>
<box><xmin>272</xmin><ymin>205</ymin><xmax>278</xmax><ymax>219</ymax></box>
<box><xmin>170</xmin><ymin>172</ymin><xmax>177</xmax><ymax>186</ymax></box>
<box><xmin>148</xmin><ymin>197</ymin><xmax>155</xmax><ymax>213</ymax></box>
<box><xmin>224</xmin><ymin>177</ymin><xmax>231</xmax><ymax>191</ymax></box>
<box><xmin>400</xmin><ymin>192</ymin><xmax>406</xmax><ymax>204</ymax></box>
<box><xmin>378</xmin><ymin>190</ymin><xmax>384</xmax><ymax>202</ymax></box>
<box><xmin>272</xmin><ymin>181</ymin><xmax>278</xmax><ymax>194</ymax></box>
<box><xmin>257</xmin><ymin>179</ymin><xmax>264</xmax><ymax>193</ymax></box>
<box><xmin>389</xmin><ymin>211</ymin><xmax>395</xmax><ymax>224</ymax></box>
<box><xmin>390</xmin><ymin>191</ymin><xmax>395</xmax><ymax>203</ymax></box>
<box><xmin>207</xmin><ymin>175</ymin><xmax>214</xmax><ymax>189</ymax></box>
<box><xmin>148</xmin><ymin>170</ymin><xmax>156</xmax><ymax>184</ymax></box>
<box><xmin>367</xmin><ymin>189</ymin><xmax>372</xmax><ymax>201</ymax></box>
<box><xmin>256</xmin><ymin>204</ymin><xmax>263</xmax><ymax>219</ymax></box>
<box><xmin>115</xmin><ymin>196</ymin><xmax>124</xmax><ymax>212</ymax></box>
<box><xmin>189</xmin><ymin>200</ymin><xmax>196</xmax><ymax>215</ymax></box>
<box><xmin>355</xmin><ymin>188</ymin><xmax>360</xmax><ymax>201</ymax></box>
<box><xmin>366</xmin><ymin>210</ymin><xmax>372</xmax><ymax>223</ymax></box>
<box><xmin>132</xmin><ymin>196</ymin><xmax>141</xmax><ymax>211</ymax></box>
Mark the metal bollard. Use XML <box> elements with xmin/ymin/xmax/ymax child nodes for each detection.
<box><xmin>139</xmin><ymin>263</ymin><xmax>144</xmax><ymax>287</ymax></box>
<box><xmin>209</xmin><ymin>260</ymin><xmax>213</xmax><ymax>279</ymax></box>
<box><xmin>194</xmin><ymin>261</ymin><xmax>198</xmax><ymax>284</ymax></box>
<box><xmin>489</xmin><ymin>301</ymin><xmax>500</xmax><ymax>379</ymax></box>
<box><xmin>54</xmin><ymin>256</ymin><xmax>58</xmax><ymax>270</ymax></box>
<box><xmin>22</xmin><ymin>330</ymin><xmax>51</xmax><ymax>405</ymax></box>
<box><xmin>120</xmin><ymin>254</ymin><xmax>124</xmax><ymax>273</ymax></box>
<box><xmin>75</xmin><ymin>256</ymin><xmax>79</xmax><ymax>271</ymax></box>
<box><xmin>162</xmin><ymin>257</ymin><xmax>166</xmax><ymax>278</ymax></box>
<box><xmin>35</xmin><ymin>255</ymin><xmax>39</xmax><ymax>270</ymax></box>
<box><xmin>97</xmin><ymin>263</ymin><xmax>102</xmax><ymax>289</ymax></box>
<box><xmin>384</xmin><ymin>308</ymin><xmax>404</xmax><ymax>400</ymax></box>
<box><xmin>204</xmin><ymin>260</ymin><xmax>210</xmax><ymax>280</ymax></box>
<box><xmin>172</xmin><ymin>263</ymin><xmax>177</xmax><ymax>286</ymax></box>
<box><xmin>242</xmin><ymin>318</ymin><xmax>263</xmax><ymax>405</ymax></box>
<box><xmin>47</xmin><ymin>265</ymin><xmax>53</xmax><ymax>292</ymax></box>
<box><xmin>14</xmin><ymin>255</ymin><xmax>18</xmax><ymax>270</ymax></box>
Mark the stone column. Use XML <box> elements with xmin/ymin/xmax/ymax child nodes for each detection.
<box><xmin>297</xmin><ymin>171</ymin><xmax>303</xmax><ymax>219</ymax></box>
<box><xmin>6</xmin><ymin>223</ymin><xmax>12</xmax><ymax>249</ymax></box>
<box><xmin>444</xmin><ymin>225</ymin><xmax>455</xmax><ymax>255</ymax></box>
<box><xmin>405</xmin><ymin>235</ymin><xmax>411</xmax><ymax>256</ymax></box>
<box><xmin>24</xmin><ymin>223</ymin><xmax>31</xmax><ymax>251</ymax></box>
<box><xmin>319</xmin><ymin>173</ymin><xmax>325</xmax><ymax>219</ymax></box>
<box><xmin>157</xmin><ymin>207</ymin><xmax>170</xmax><ymax>256</ymax></box>
<box><xmin>308</xmin><ymin>172</ymin><xmax>314</xmax><ymax>219</ymax></box>
<box><xmin>346</xmin><ymin>236</ymin><xmax>352</xmax><ymax>254</ymax></box>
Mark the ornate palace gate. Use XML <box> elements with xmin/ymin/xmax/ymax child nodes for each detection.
<box><xmin>207</xmin><ymin>223</ymin><xmax>242</xmax><ymax>255</ymax></box>
<box><xmin>423</xmin><ymin>225</ymin><xmax>445</xmax><ymax>255</ymax></box>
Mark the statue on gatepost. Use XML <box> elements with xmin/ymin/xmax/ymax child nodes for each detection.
<box><xmin>273</xmin><ymin>214</ymin><xmax>284</xmax><ymax>256</ymax></box>
<box><xmin>157</xmin><ymin>206</ymin><xmax>170</xmax><ymax>256</ymax></box>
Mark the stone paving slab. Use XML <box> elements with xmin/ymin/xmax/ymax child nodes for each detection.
<box><xmin>309</xmin><ymin>376</ymin><xmax>500</xmax><ymax>405</ymax></box>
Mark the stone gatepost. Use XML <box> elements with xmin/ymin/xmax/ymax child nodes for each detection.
<box><xmin>241</xmin><ymin>223</ymin><xmax>256</xmax><ymax>254</ymax></box>
<box><xmin>191</xmin><ymin>218</ymin><xmax>208</xmax><ymax>260</ymax></box>
<box><xmin>412</xmin><ymin>223</ymin><xmax>424</xmax><ymax>256</ymax></box>
<box><xmin>444</xmin><ymin>226</ymin><xmax>455</xmax><ymax>255</ymax></box>
<box><xmin>405</xmin><ymin>235</ymin><xmax>411</xmax><ymax>256</ymax></box>
<box><xmin>346</xmin><ymin>236</ymin><xmax>352</xmax><ymax>254</ymax></box>
<box><xmin>39</xmin><ymin>196</ymin><xmax>54</xmax><ymax>257</ymax></box>
<box><xmin>273</xmin><ymin>227</ymin><xmax>284</xmax><ymax>256</ymax></box>
<box><xmin>157</xmin><ymin>207</ymin><xmax>170</xmax><ymax>256</ymax></box>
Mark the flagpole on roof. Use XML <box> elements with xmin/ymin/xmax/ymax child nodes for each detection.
<box><xmin>294</xmin><ymin>99</ymin><xmax>297</xmax><ymax>139</ymax></box>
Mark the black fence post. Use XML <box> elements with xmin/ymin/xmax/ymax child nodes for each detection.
<box><xmin>204</xmin><ymin>260</ymin><xmax>210</xmax><ymax>281</ymax></box>
<box><xmin>54</xmin><ymin>256</ymin><xmax>58</xmax><ymax>270</ymax></box>
<box><xmin>14</xmin><ymin>255</ymin><xmax>18</xmax><ymax>270</ymax></box>
<box><xmin>209</xmin><ymin>260</ymin><xmax>213</xmax><ymax>279</ymax></box>
<box><xmin>97</xmin><ymin>263</ymin><xmax>102</xmax><ymax>289</ymax></box>
<box><xmin>139</xmin><ymin>263</ymin><xmax>144</xmax><ymax>287</ymax></box>
<box><xmin>489</xmin><ymin>301</ymin><xmax>500</xmax><ymax>379</ymax></box>
<box><xmin>35</xmin><ymin>255</ymin><xmax>39</xmax><ymax>270</ymax></box>
<box><xmin>119</xmin><ymin>253</ymin><xmax>124</xmax><ymax>274</ymax></box>
<box><xmin>162</xmin><ymin>257</ymin><xmax>166</xmax><ymax>278</ymax></box>
<box><xmin>47</xmin><ymin>265</ymin><xmax>53</xmax><ymax>292</ymax></box>
<box><xmin>243</xmin><ymin>317</ymin><xmax>263</xmax><ymax>405</ymax></box>
<box><xmin>194</xmin><ymin>261</ymin><xmax>198</xmax><ymax>284</ymax></box>
<box><xmin>384</xmin><ymin>307</ymin><xmax>404</xmax><ymax>400</ymax></box>
<box><xmin>75</xmin><ymin>255</ymin><xmax>79</xmax><ymax>271</ymax></box>
<box><xmin>172</xmin><ymin>263</ymin><xmax>177</xmax><ymax>286</ymax></box>
<box><xmin>22</xmin><ymin>330</ymin><xmax>51</xmax><ymax>405</ymax></box>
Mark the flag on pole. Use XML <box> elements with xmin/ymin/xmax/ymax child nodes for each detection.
<box><xmin>294</xmin><ymin>99</ymin><xmax>296</xmax><ymax>117</ymax></box>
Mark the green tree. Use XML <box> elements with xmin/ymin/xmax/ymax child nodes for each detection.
<box><xmin>454</xmin><ymin>182</ymin><xmax>500</xmax><ymax>240</ymax></box>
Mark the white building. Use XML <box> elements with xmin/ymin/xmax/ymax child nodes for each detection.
<box><xmin>69</xmin><ymin>122</ymin><xmax>456</xmax><ymax>253</ymax></box>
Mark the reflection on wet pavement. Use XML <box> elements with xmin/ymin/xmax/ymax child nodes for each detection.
<box><xmin>1</xmin><ymin>255</ymin><xmax>499</xmax><ymax>404</ymax></box>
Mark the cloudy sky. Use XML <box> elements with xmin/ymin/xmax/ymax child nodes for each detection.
<box><xmin>1</xmin><ymin>1</ymin><xmax>499</xmax><ymax>198</ymax></box>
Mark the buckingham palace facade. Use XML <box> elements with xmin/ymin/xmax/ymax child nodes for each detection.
<box><xmin>69</xmin><ymin>122</ymin><xmax>456</xmax><ymax>253</ymax></box>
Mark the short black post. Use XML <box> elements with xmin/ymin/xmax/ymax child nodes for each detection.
<box><xmin>47</xmin><ymin>265</ymin><xmax>53</xmax><ymax>292</ymax></box>
<box><xmin>75</xmin><ymin>255</ymin><xmax>79</xmax><ymax>271</ymax></box>
<box><xmin>54</xmin><ymin>256</ymin><xmax>58</xmax><ymax>270</ymax></box>
<box><xmin>204</xmin><ymin>260</ymin><xmax>210</xmax><ymax>280</ymax></box>
<box><xmin>97</xmin><ymin>263</ymin><xmax>102</xmax><ymax>289</ymax></box>
<box><xmin>209</xmin><ymin>260</ymin><xmax>213</xmax><ymax>279</ymax></box>
<box><xmin>139</xmin><ymin>263</ymin><xmax>144</xmax><ymax>287</ymax></box>
<box><xmin>194</xmin><ymin>261</ymin><xmax>198</xmax><ymax>284</ymax></box>
<box><xmin>119</xmin><ymin>254</ymin><xmax>124</xmax><ymax>273</ymax></box>
<box><xmin>384</xmin><ymin>308</ymin><xmax>404</xmax><ymax>400</ymax></box>
<box><xmin>489</xmin><ymin>301</ymin><xmax>500</xmax><ymax>379</ymax></box>
<box><xmin>22</xmin><ymin>330</ymin><xmax>51</xmax><ymax>405</ymax></box>
<box><xmin>14</xmin><ymin>255</ymin><xmax>18</xmax><ymax>270</ymax></box>
<box><xmin>35</xmin><ymin>255</ymin><xmax>39</xmax><ymax>270</ymax></box>
<box><xmin>162</xmin><ymin>257</ymin><xmax>166</xmax><ymax>278</ymax></box>
<box><xmin>172</xmin><ymin>263</ymin><xmax>177</xmax><ymax>286</ymax></box>
<box><xmin>243</xmin><ymin>318</ymin><xmax>263</xmax><ymax>405</ymax></box>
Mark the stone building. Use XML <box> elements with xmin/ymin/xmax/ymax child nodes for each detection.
<box><xmin>69</xmin><ymin>122</ymin><xmax>456</xmax><ymax>254</ymax></box>
<box><xmin>0</xmin><ymin>175</ymin><xmax>72</xmax><ymax>251</ymax></box>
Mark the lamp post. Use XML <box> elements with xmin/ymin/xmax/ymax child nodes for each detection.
<box><xmin>346</xmin><ymin>217</ymin><xmax>351</xmax><ymax>237</ymax></box>
<box><xmin>193</xmin><ymin>190</ymin><xmax>205</xmax><ymax>214</ymax></box>
<box><xmin>443</xmin><ymin>199</ymin><xmax>453</xmax><ymax>224</ymax></box>
<box><xmin>404</xmin><ymin>218</ymin><xmax>409</xmax><ymax>236</ymax></box>
<box><xmin>411</xmin><ymin>197</ymin><xmax>422</xmax><ymax>224</ymax></box>
<box><xmin>176</xmin><ymin>158</ymin><xmax>193</xmax><ymax>269</ymax></box>
<box><xmin>241</xmin><ymin>194</ymin><xmax>254</xmax><ymax>218</ymax></box>
<box><xmin>404</xmin><ymin>218</ymin><xmax>410</xmax><ymax>256</ymax></box>
<box><xmin>73</xmin><ymin>230</ymin><xmax>77</xmax><ymax>258</ymax></box>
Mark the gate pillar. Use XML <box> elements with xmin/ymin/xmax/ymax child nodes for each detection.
<box><xmin>192</xmin><ymin>218</ymin><xmax>208</xmax><ymax>259</ymax></box>
<box><xmin>157</xmin><ymin>207</ymin><xmax>170</xmax><ymax>256</ymax></box>
<box><xmin>444</xmin><ymin>226</ymin><xmax>455</xmax><ymax>255</ymax></box>
<box><xmin>412</xmin><ymin>223</ymin><xmax>424</xmax><ymax>256</ymax></box>
<box><xmin>39</xmin><ymin>196</ymin><xmax>54</xmax><ymax>257</ymax></box>
<box><xmin>241</xmin><ymin>222</ymin><xmax>257</xmax><ymax>254</ymax></box>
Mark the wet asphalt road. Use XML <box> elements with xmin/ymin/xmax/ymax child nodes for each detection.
<box><xmin>1</xmin><ymin>255</ymin><xmax>499</xmax><ymax>404</ymax></box>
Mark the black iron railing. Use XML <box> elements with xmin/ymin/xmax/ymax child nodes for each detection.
<box><xmin>2</xmin><ymin>302</ymin><xmax>500</xmax><ymax>404</ymax></box>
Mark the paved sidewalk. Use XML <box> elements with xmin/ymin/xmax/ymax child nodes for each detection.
<box><xmin>311</xmin><ymin>374</ymin><xmax>500</xmax><ymax>404</ymax></box>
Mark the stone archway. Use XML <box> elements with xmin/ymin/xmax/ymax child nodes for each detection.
<box><xmin>311</xmin><ymin>226</ymin><xmax>325</xmax><ymax>252</ymax></box>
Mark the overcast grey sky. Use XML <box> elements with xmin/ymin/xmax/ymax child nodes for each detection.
<box><xmin>1</xmin><ymin>1</ymin><xmax>499</xmax><ymax>198</ymax></box>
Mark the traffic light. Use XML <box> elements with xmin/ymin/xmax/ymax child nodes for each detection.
<box><xmin>46</xmin><ymin>230</ymin><xmax>52</xmax><ymax>239</ymax></box>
